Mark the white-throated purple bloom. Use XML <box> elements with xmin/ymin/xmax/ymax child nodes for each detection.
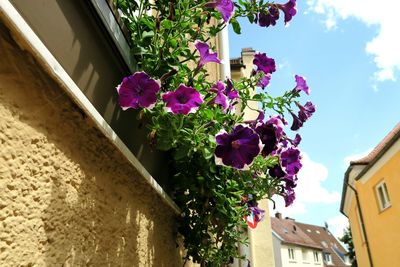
<box><xmin>117</xmin><ymin>72</ymin><xmax>160</xmax><ymax>110</ymax></box>
<box><xmin>205</xmin><ymin>0</ymin><xmax>234</xmax><ymax>23</ymax></box>
<box><xmin>294</xmin><ymin>75</ymin><xmax>310</xmax><ymax>95</ymax></box>
<box><xmin>278</xmin><ymin>0</ymin><xmax>297</xmax><ymax>26</ymax></box>
<box><xmin>195</xmin><ymin>40</ymin><xmax>221</xmax><ymax>68</ymax></box>
<box><xmin>253</xmin><ymin>52</ymin><xmax>276</xmax><ymax>75</ymax></box>
<box><xmin>215</xmin><ymin>125</ymin><xmax>263</xmax><ymax>170</ymax></box>
<box><xmin>280</xmin><ymin>147</ymin><xmax>302</xmax><ymax>175</ymax></box>
<box><xmin>162</xmin><ymin>84</ymin><xmax>204</xmax><ymax>115</ymax></box>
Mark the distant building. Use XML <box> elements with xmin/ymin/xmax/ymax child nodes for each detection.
<box><xmin>296</xmin><ymin>222</ymin><xmax>351</xmax><ymax>266</ymax></box>
<box><xmin>271</xmin><ymin>213</ymin><xmax>350</xmax><ymax>267</ymax></box>
<box><xmin>341</xmin><ymin>123</ymin><xmax>400</xmax><ymax>267</ymax></box>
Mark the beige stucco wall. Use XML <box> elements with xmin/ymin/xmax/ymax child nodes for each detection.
<box><xmin>280</xmin><ymin>244</ymin><xmax>323</xmax><ymax>267</ymax></box>
<box><xmin>0</xmin><ymin>20</ymin><xmax>184</xmax><ymax>266</ymax></box>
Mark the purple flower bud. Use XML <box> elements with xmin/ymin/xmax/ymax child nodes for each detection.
<box><xmin>195</xmin><ymin>40</ymin><xmax>221</xmax><ymax>68</ymax></box>
<box><xmin>205</xmin><ymin>0</ymin><xmax>234</xmax><ymax>23</ymax></box>
<box><xmin>297</xmin><ymin>101</ymin><xmax>316</xmax><ymax>122</ymax></box>
<box><xmin>278</xmin><ymin>0</ymin><xmax>297</xmax><ymax>26</ymax></box>
<box><xmin>162</xmin><ymin>84</ymin><xmax>204</xmax><ymax>115</ymax></box>
<box><xmin>253</xmin><ymin>52</ymin><xmax>276</xmax><ymax>75</ymax></box>
<box><xmin>294</xmin><ymin>75</ymin><xmax>310</xmax><ymax>95</ymax></box>
<box><xmin>290</xmin><ymin>111</ymin><xmax>303</xmax><ymax>131</ymax></box>
<box><xmin>215</xmin><ymin>125</ymin><xmax>263</xmax><ymax>170</ymax></box>
<box><xmin>117</xmin><ymin>72</ymin><xmax>160</xmax><ymax>110</ymax></box>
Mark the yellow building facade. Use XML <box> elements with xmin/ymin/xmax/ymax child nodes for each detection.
<box><xmin>341</xmin><ymin>123</ymin><xmax>400</xmax><ymax>267</ymax></box>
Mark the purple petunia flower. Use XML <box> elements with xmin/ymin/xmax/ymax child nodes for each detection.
<box><xmin>195</xmin><ymin>40</ymin><xmax>221</xmax><ymax>68</ymax></box>
<box><xmin>258</xmin><ymin>6</ymin><xmax>280</xmax><ymax>27</ymax></box>
<box><xmin>258</xmin><ymin>73</ymin><xmax>271</xmax><ymax>89</ymax></box>
<box><xmin>205</xmin><ymin>0</ymin><xmax>234</xmax><ymax>23</ymax></box>
<box><xmin>256</xmin><ymin>123</ymin><xmax>278</xmax><ymax>157</ymax></box>
<box><xmin>266</xmin><ymin>115</ymin><xmax>284</xmax><ymax>139</ymax></box>
<box><xmin>253</xmin><ymin>52</ymin><xmax>276</xmax><ymax>75</ymax></box>
<box><xmin>284</xmin><ymin>188</ymin><xmax>296</xmax><ymax>207</ymax></box>
<box><xmin>268</xmin><ymin>163</ymin><xmax>286</xmax><ymax>179</ymax></box>
<box><xmin>225</xmin><ymin>79</ymin><xmax>239</xmax><ymax>100</ymax></box>
<box><xmin>248</xmin><ymin>206</ymin><xmax>265</xmax><ymax>223</ymax></box>
<box><xmin>294</xmin><ymin>75</ymin><xmax>310</xmax><ymax>95</ymax></box>
<box><xmin>255</xmin><ymin>115</ymin><xmax>285</xmax><ymax>157</ymax></box>
<box><xmin>292</xmin><ymin>133</ymin><xmax>302</xmax><ymax>146</ymax></box>
<box><xmin>280</xmin><ymin>147</ymin><xmax>302</xmax><ymax>175</ymax></box>
<box><xmin>162</xmin><ymin>84</ymin><xmax>204</xmax><ymax>115</ymax></box>
<box><xmin>215</xmin><ymin>125</ymin><xmax>263</xmax><ymax>169</ymax></box>
<box><xmin>297</xmin><ymin>101</ymin><xmax>316</xmax><ymax>122</ymax></box>
<box><xmin>117</xmin><ymin>72</ymin><xmax>160</xmax><ymax>110</ymax></box>
<box><xmin>210</xmin><ymin>81</ymin><xmax>229</xmax><ymax>111</ymax></box>
<box><xmin>278</xmin><ymin>0</ymin><xmax>297</xmax><ymax>26</ymax></box>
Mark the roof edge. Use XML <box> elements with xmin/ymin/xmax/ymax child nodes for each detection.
<box><xmin>355</xmin><ymin>129</ymin><xmax>400</xmax><ymax>181</ymax></box>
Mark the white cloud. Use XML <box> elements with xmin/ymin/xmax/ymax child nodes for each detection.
<box><xmin>269</xmin><ymin>153</ymin><xmax>341</xmax><ymax>217</ymax></box>
<box><xmin>327</xmin><ymin>214</ymin><xmax>349</xmax><ymax>239</ymax></box>
<box><xmin>307</xmin><ymin>0</ymin><xmax>400</xmax><ymax>82</ymax></box>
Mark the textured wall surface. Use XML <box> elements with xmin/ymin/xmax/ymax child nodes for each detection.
<box><xmin>0</xmin><ymin>20</ymin><xmax>183</xmax><ymax>267</ymax></box>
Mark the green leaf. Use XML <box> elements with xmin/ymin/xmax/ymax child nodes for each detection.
<box><xmin>161</xmin><ymin>19</ymin><xmax>173</xmax><ymax>30</ymax></box>
<box><xmin>231</xmin><ymin>19</ymin><xmax>241</xmax><ymax>34</ymax></box>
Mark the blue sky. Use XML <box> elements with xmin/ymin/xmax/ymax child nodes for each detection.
<box><xmin>228</xmin><ymin>0</ymin><xmax>400</xmax><ymax>238</ymax></box>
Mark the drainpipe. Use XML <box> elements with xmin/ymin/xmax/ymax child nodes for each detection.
<box><xmin>345</xmin><ymin>182</ymin><xmax>374</xmax><ymax>267</ymax></box>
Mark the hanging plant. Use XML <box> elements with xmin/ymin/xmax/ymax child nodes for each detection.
<box><xmin>114</xmin><ymin>0</ymin><xmax>314</xmax><ymax>266</ymax></box>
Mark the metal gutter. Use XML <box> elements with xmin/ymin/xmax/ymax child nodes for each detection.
<box><xmin>0</xmin><ymin>0</ymin><xmax>180</xmax><ymax>215</ymax></box>
<box><xmin>344</xmin><ymin>183</ymin><xmax>373</xmax><ymax>267</ymax></box>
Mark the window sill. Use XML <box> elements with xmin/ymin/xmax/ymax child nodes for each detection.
<box><xmin>378</xmin><ymin>203</ymin><xmax>392</xmax><ymax>213</ymax></box>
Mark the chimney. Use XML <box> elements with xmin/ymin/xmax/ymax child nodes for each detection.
<box><xmin>275</xmin><ymin>212</ymin><xmax>282</xmax><ymax>219</ymax></box>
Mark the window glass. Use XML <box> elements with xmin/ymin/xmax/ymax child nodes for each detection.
<box><xmin>288</xmin><ymin>248</ymin><xmax>295</xmax><ymax>260</ymax></box>
<box><xmin>313</xmin><ymin>251</ymin><xmax>320</xmax><ymax>262</ymax></box>
<box><xmin>376</xmin><ymin>181</ymin><xmax>391</xmax><ymax>210</ymax></box>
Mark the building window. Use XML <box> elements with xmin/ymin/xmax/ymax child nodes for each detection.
<box><xmin>323</xmin><ymin>252</ymin><xmax>333</xmax><ymax>265</ymax></box>
<box><xmin>375</xmin><ymin>181</ymin><xmax>391</xmax><ymax>211</ymax></box>
<box><xmin>288</xmin><ymin>248</ymin><xmax>295</xmax><ymax>260</ymax></box>
<box><xmin>313</xmin><ymin>251</ymin><xmax>320</xmax><ymax>262</ymax></box>
<box><xmin>302</xmin><ymin>249</ymin><xmax>309</xmax><ymax>262</ymax></box>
